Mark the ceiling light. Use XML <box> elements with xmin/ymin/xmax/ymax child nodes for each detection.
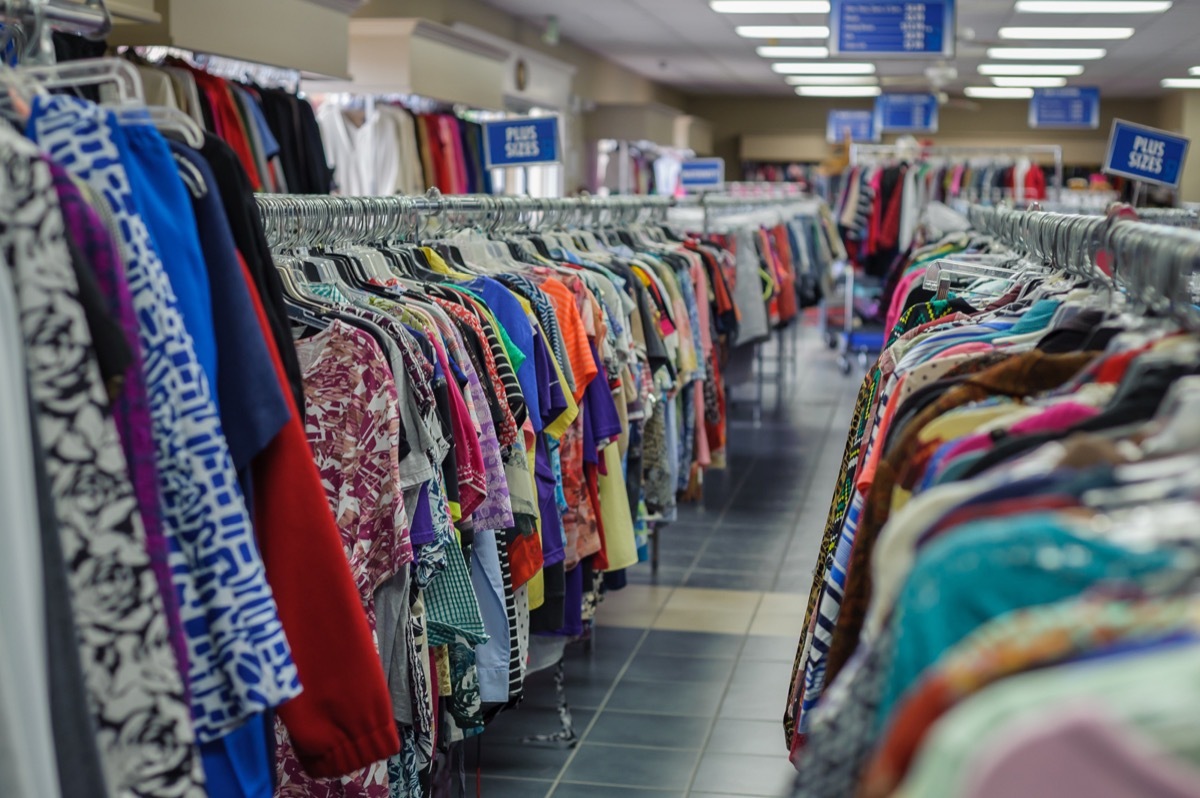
<box><xmin>771</xmin><ymin>62</ymin><xmax>875</xmax><ymax>74</ymax></box>
<box><xmin>756</xmin><ymin>46</ymin><xmax>830</xmax><ymax>58</ymax></box>
<box><xmin>785</xmin><ymin>76</ymin><xmax>879</xmax><ymax>85</ymax></box>
<box><xmin>978</xmin><ymin>64</ymin><xmax>1085</xmax><ymax>76</ymax></box>
<box><xmin>992</xmin><ymin>76</ymin><xmax>1069</xmax><ymax>87</ymax></box>
<box><xmin>711</xmin><ymin>1</ymin><xmax>829</xmax><ymax>11</ymax></box>
<box><xmin>736</xmin><ymin>25</ymin><xmax>830</xmax><ymax>38</ymax></box>
<box><xmin>1161</xmin><ymin>78</ymin><xmax>1200</xmax><ymax>88</ymax></box>
<box><xmin>1188</xmin><ymin>66</ymin><xmax>1200</xmax><ymax>76</ymax></box>
<box><xmin>965</xmin><ymin>86</ymin><xmax>1036</xmax><ymax>98</ymax></box>
<box><xmin>987</xmin><ymin>47</ymin><xmax>1107</xmax><ymax>59</ymax></box>
<box><xmin>795</xmin><ymin>86</ymin><xmax>882</xmax><ymax>97</ymax></box>
<box><xmin>999</xmin><ymin>27</ymin><xmax>1134</xmax><ymax>39</ymax></box>
<box><xmin>1015</xmin><ymin>1</ymin><xmax>1170</xmax><ymax>12</ymax></box>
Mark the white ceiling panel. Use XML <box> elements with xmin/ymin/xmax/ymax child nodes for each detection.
<box><xmin>478</xmin><ymin>0</ymin><xmax>1200</xmax><ymax>98</ymax></box>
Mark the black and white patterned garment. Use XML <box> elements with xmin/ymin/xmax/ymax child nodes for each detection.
<box><xmin>29</xmin><ymin>95</ymin><xmax>301</xmax><ymax>744</ymax></box>
<box><xmin>0</xmin><ymin>124</ymin><xmax>205</xmax><ymax>796</ymax></box>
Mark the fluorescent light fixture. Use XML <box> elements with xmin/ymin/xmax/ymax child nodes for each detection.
<box><xmin>978</xmin><ymin>64</ymin><xmax>1085</xmax><ymax>76</ymax></box>
<box><xmin>757</xmin><ymin>46</ymin><xmax>830</xmax><ymax>58</ymax></box>
<box><xmin>771</xmin><ymin>61</ymin><xmax>875</xmax><ymax>74</ymax></box>
<box><xmin>1162</xmin><ymin>78</ymin><xmax>1200</xmax><ymax>88</ymax></box>
<box><xmin>1188</xmin><ymin>66</ymin><xmax>1200</xmax><ymax>76</ymax></box>
<box><xmin>785</xmin><ymin>76</ymin><xmax>879</xmax><ymax>85</ymax></box>
<box><xmin>711</xmin><ymin>1</ymin><xmax>830</xmax><ymax>11</ymax></box>
<box><xmin>964</xmin><ymin>86</ymin><xmax>1036</xmax><ymax>98</ymax></box>
<box><xmin>987</xmin><ymin>47</ymin><xmax>1107</xmax><ymax>59</ymax></box>
<box><xmin>736</xmin><ymin>25</ymin><xmax>830</xmax><ymax>38</ymax></box>
<box><xmin>992</xmin><ymin>76</ymin><xmax>1068</xmax><ymax>87</ymax></box>
<box><xmin>999</xmin><ymin>26</ymin><xmax>1134</xmax><ymax>39</ymax></box>
<box><xmin>795</xmin><ymin>86</ymin><xmax>882</xmax><ymax>97</ymax></box>
<box><xmin>1015</xmin><ymin>1</ymin><xmax>1171</xmax><ymax>12</ymax></box>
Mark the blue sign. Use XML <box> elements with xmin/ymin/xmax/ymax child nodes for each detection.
<box><xmin>482</xmin><ymin>116</ymin><xmax>561</xmax><ymax>168</ymax></box>
<box><xmin>874</xmin><ymin>93</ymin><xmax>939</xmax><ymax>134</ymax></box>
<box><xmin>1103</xmin><ymin>119</ymin><xmax>1190</xmax><ymax>189</ymax></box>
<box><xmin>831</xmin><ymin>1</ymin><xmax>955</xmax><ymax>58</ymax></box>
<box><xmin>827</xmin><ymin>109</ymin><xmax>879</xmax><ymax>143</ymax></box>
<box><xmin>680</xmin><ymin>158</ymin><xmax>726</xmax><ymax>193</ymax></box>
<box><xmin>1029</xmin><ymin>87</ymin><xmax>1100</xmax><ymax>130</ymax></box>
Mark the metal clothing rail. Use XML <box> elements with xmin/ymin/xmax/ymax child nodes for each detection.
<box><xmin>0</xmin><ymin>0</ymin><xmax>112</xmax><ymax>64</ymax></box>
<box><xmin>968</xmin><ymin>205</ymin><xmax>1200</xmax><ymax>323</ymax></box>
<box><xmin>850</xmin><ymin>143</ymin><xmax>1065</xmax><ymax>196</ymax></box>
<box><xmin>254</xmin><ymin>190</ymin><xmax>816</xmax><ymax>249</ymax></box>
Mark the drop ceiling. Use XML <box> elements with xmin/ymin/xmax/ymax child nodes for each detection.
<box><xmin>475</xmin><ymin>0</ymin><xmax>1200</xmax><ymax>98</ymax></box>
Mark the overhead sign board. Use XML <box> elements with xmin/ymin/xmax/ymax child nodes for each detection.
<box><xmin>1029</xmin><ymin>87</ymin><xmax>1100</xmax><ymax>130</ymax></box>
<box><xmin>827</xmin><ymin>109</ymin><xmax>880</xmax><ymax>143</ymax></box>
<box><xmin>830</xmin><ymin>1</ymin><xmax>955</xmax><ymax>58</ymax></box>
<box><xmin>874</xmin><ymin>92</ymin><xmax>939</xmax><ymax>134</ymax></box>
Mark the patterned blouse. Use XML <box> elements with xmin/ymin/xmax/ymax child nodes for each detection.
<box><xmin>276</xmin><ymin>320</ymin><xmax>414</xmax><ymax>798</ymax></box>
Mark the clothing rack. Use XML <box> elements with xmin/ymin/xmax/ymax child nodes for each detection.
<box><xmin>0</xmin><ymin>0</ymin><xmax>112</xmax><ymax>64</ymax></box>
<box><xmin>968</xmin><ymin>204</ymin><xmax>1200</xmax><ymax>322</ymax></box>
<box><xmin>850</xmin><ymin>143</ymin><xmax>1065</xmax><ymax>196</ymax></box>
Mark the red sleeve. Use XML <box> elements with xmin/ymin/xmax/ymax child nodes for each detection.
<box><xmin>238</xmin><ymin>255</ymin><xmax>400</xmax><ymax>777</ymax></box>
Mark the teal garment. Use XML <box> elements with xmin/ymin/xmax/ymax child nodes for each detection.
<box><xmin>877</xmin><ymin>511</ymin><xmax>1183</xmax><ymax>729</ymax></box>
<box><xmin>931</xmin><ymin>450</ymin><xmax>988</xmax><ymax>486</ymax></box>
<box><xmin>916</xmin><ymin>299</ymin><xmax>1064</xmax><ymax>362</ymax></box>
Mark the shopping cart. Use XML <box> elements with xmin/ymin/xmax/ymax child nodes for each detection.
<box><xmin>822</xmin><ymin>260</ymin><xmax>886</xmax><ymax>375</ymax></box>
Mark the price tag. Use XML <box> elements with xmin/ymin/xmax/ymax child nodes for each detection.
<box><xmin>830</xmin><ymin>1</ymin><xmax>955</xmax><ymax>59</ymax></box>
<box><xmin>483</xmin><ymin>116</ymin><xmax>561</xmax><ymax>168</ymax></box>
<box><xmin>1102</xmin><ymin>119</ymin><xmax>1189</xmax><ymax>190</ymax></box>
<box><xmin>827</xmin><ymin>109</ymin><xmax>879</xmax><ymax>143</ymax></box>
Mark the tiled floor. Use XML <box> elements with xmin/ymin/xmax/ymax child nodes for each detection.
<box><xmin>467</xmin><ymin>326</ymin><xmax>859</xmax><ymax>798</ymax></box>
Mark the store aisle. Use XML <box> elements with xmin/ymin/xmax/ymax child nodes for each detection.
<box><xmin>468</xmin><ymin>324</ymin><xmax>859</xmax><ymax>798</ymax></box>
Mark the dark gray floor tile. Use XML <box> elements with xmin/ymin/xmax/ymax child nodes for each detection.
<box><xmin>683</xmin><ymin>569</ymin><xmax>776</xmax><ymax>591</ymax></box>
<box><xmin>645</xmin><ymin>630</ymin><xmax>745</xmax><ymax>659</ymax></box>
<box><xmin>522</xmin><ymin>679</ymin><xmax>612</xmax><ymax>711</ymax></box>
<box><xmin>691</xmin><ymin>752</ymin><xmax>797</xmax><ymax>796</ymax></box>
<box><xmin>605</xmin><ymin>679</ymin><xmax>724</xmax><ymax>717</ymax></box>
<box><xmin>553</xmin><ymin>784</ymin><xmax>684</xmax><ymax>798</ymax></box>
<box><xmin>561</xmin><ymin>744</ymin><xmax>701</xmax><ymax>790</ymax></box>
<box><xmin>624</xmin><ymin>652</ymin><xmax>737</xmax><ymax>684</ymax></box>
<box><xmin>694</xmin><ymin>550</ymin><xmax>779</xmax><ymax>572</ymax></box>
<box><xmin>718</xmin><ymin>677</ymin><xmax>789</xmax><ymax>721</ymax></box>
<box><xmin>705</xmin><ymin>718</ymin><xmax>788</xmax><ymax>756</ymax></box>
<box><xmin>701</xmin><ymin>536</ymin><xmax>790</xmax><ymax>558</ymax></box>
<box><xmin>484</xmin><ymin>706</ymin><xmax>599</xmax><ymax>744</ymax></box>
<box><xmin>728</xmin><ymin>661</ymin><xmax>796</xmax><ymax>702</ymax></box>
<box><xmin>586</xmin><ymin>710</ymin><xmax>710</xmax><ymax>749</ymax></box>
<box><xmin>479</xmin><ymin>776</ymin><xmax>554</xmax><ymax>798</ymax></box>
<box><xmin>473</xmin><ymin>741</ymin><xmax>577</xmax><ymax>780</ymax></box>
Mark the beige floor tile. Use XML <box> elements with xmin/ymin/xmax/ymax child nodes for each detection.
<box><xmin>652</xmin><ymin>607</ymin><xmax>753</xmax><ymax>634</ymax></box>
<box><xmin>748</xmin><ymin>611</ymin><xmax>807</xmax><ymax>638</ymax></box>
<box><xmin>758</xmin><ymin>592</ymin><xmax>806</xmax><ymax>615</ymax></box>
<box><xmin>663</xmin><ymin>587</ymin><xmax>763</xmax><ymax>612</ymax></box>
<box><xmin>595</xmin><ymin>608</ymin><xmax>661</xmax><ymax>628</ymax></box>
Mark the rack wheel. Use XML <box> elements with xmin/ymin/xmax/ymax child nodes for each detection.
<box><xmin>858</xmin><ymin>351</ymin><xmax>869</xmax><ymax>369</ymax></box>
<box><xmin>838</xmin><ymin>354</ymin><xmax>851</xmax><ymax>374</ymax></box>
<box><xmin>824</xmin><ymin>331</ymin><xmax>838</xmax><ymax>349</ymax></box>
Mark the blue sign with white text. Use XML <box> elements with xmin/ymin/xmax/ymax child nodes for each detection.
<box><xmin>827</xmin><ymin>109</ymin><xmax>879</xmax><ymax>143</ymax></box>
<box><xmin>482</xmin><ymin>116</ymin><xmax>561</xmax><ymax>168</ymax></box>
<box><xmin>680</xmin><ymin>158</ymin><xmax>726</xmax><ymax>192</ymax></box>
<box><xmin>874</xmin><ymin>93</ymin><xmax>939</xmax><ymax>134</ymax></box>
<box><xmin>1029</xmin><ymin>87</ymin><xmax>1100</xmax><ymax>130</ymax></box>
<box><xmin>831</xmin><ymin>1</ymin><xmax>955</xmax><ymax>58</ymax></box>
<box><xmin>1103</xmin><ymin>119</ymin><xmax>1190</xmax><ymax>189</ymax></box>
